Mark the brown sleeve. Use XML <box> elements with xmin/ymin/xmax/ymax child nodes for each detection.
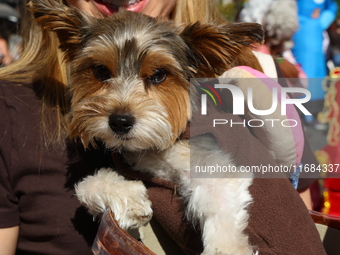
<box><xmin>247</xmin><ymin>177</ymin><xmax>326</xmax><ymax>255</ymax></box>
<box><xmin>0</xmin><ymin>83</ymin><xmax>20</xmax><ymax>228</ymax></box>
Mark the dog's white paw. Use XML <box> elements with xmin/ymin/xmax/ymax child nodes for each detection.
<box><xmin>112</xmin><ymin>183</ymin><xmax>153</xmax><ymax>230</ymax></box>
<box><xmin>75</xmin><ymin>168</ymin><xmax>152</xmax><ymax>229</ymax></box>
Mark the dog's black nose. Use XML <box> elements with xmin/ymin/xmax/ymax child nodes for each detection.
<box><xmin>109</xmin><ymin>114</ymin><xmax>135</xmax><ymax>135</ymax></box>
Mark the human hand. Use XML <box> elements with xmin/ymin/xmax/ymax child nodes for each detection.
<box><xmin>312</xmin><ymin>8</ymin><xmax>321</xmax><ymax>19</ymax></box>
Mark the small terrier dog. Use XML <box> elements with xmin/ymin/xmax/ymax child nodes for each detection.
<box><xmin>30</xmin><ymin>1</ymin><xmax>263</xmax><ymax>254</ymax></box>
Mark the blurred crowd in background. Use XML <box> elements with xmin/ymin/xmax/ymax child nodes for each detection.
<box><xmin>0</xmin><ymin>0</ymin><xmax>21</xmax><ymax>66</ymax></box>
<box><xmin>3</xmin><ymin>0</ymin><xmax>339</xmax><ymax>116</ymax></box>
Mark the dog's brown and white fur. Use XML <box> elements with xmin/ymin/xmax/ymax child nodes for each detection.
<box><xmin>30</xmin><ymin>1</ymin><xmax>263</xmax><ymax>254</ymax></box>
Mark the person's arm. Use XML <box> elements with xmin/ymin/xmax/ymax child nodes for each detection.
<box><xmin>319</xmin><ymin>0</ymin><xmax>338</xmax><ymax>30</ymax></box>
<box><xmin>0</xmin><ymin>84</ymin><xmax>19</xmax><ymax>254</ymax></box>
<box><xmin>298</xmin><ymin>188</ymin><xmax>313</xmax><ymax>210</ymax></box>
<box><xmin>0</xmin><ymin>39</ymin><xmax>12</xmax><ymax>65</ymax></box>
<box><xmin>0</xmin><ymin>226</ymin><xmax>19</xmax><ymax>255</ymax></box>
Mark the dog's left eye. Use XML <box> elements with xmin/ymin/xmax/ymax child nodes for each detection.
<box><xmin>93</xmin><ymin>64</ymin><xmax>111</xmax><ymax>81</ymax></box>
<box><xmin>145</xmin><ymin>68</ymin><xmax>168</xmax><ymax>85</ymax></box>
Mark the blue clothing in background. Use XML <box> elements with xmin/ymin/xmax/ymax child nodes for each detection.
<box><xmin>292</xmin><ymin>0</ymin><xmax>337</xmax><ymax>101</ymax></box>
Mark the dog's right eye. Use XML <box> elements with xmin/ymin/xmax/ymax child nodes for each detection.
<box><xmin>92</xmin><ymin>64</ymin><xmax>111</xmax><ymax>81</ymax></box>
<box><xmin>145</xmin><ymin>68</ymin><xmax>168</xmax><ymax>85</ymax></box>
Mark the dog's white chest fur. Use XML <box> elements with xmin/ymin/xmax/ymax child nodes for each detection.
<box><xmin>126</xmin><ymin>135</ymin><xmax>255</xmax><ymax>254</ymax></box>
<box><xmin>76</xmin><ymin>135</ymin><xmax>255</xmax><ymax>255</ymax></box>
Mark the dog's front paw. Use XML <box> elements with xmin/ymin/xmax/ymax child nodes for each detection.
<box><xmin>75</xmin><ymin>168</ymin><xmax>152</xmax><ymax>229</ymax></box>
<box><xmin>112</xmin><ymin>182</ymin><xmax>153</xmax><ymax>229</ymax></box>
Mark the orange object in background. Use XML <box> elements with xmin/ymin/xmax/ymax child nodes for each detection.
<box><xmin>317</xmin><ymin>67</ymin><xmax>340</xmax><ymax>216</ymax></box>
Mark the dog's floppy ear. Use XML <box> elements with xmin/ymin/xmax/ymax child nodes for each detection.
<box><xmin>28</xmin><ymin>0</ymin><xmax>91</xmax><ymax>61</ymax></box>
<box><xmin>180</xmin><ymin>22</ymin><xmax>264</xmax><ymax>76</ymax></box>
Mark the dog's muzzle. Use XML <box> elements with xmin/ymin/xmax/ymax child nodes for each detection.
<box><xmin>109</xmin><ymin>113</ymin><xmax>135</xmax><ymax>135</ymax></box>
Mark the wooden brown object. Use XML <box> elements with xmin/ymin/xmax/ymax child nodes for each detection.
<box><xmin>310</xmin><ymin>210</ymin><xmax>340</xmax><ymax>230</ymax></box>
<box><xmin>92</xmin><ymin>210</ymin><xmax>157</xmax><ymax>255</ymax></box>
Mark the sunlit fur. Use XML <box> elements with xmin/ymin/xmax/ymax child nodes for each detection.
<box><xmin>30</xmin><ymin>1</ymin><xmax>263</xmax><ymax>254</ymax></box>
<box><xmin>30</xmin><ymin>0</ymin><xmax>263</xmax><ymax>151</ymax></box>
<box><xmin>68</xmin><ymin>38</ymin><xmax>192</xmax><ymax>150</ymax></box>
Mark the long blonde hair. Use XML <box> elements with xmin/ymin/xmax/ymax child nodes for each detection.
<box><xmin>0</xmin><ymin>0</ymin><xmax>250</xmax><ymax>143</ymax></box>
<box><xmin>171</xmin><ymin>0</ymin><xmax>224</xmax><ymax>24</ymax></box>
<box><xmin>0</xmin><ymin>0</ymin><xmax>69</xmax><ymax>143</ymax></box>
